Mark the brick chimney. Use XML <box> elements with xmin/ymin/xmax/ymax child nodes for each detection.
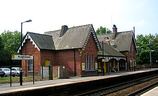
<box><xmin>112</xmin><ymin>24</ymin><xmax>117</xmax><ymax>39</ymax></box>
<box><xmin>60</xmin><ymin>25</ymin><xmax>68</xmax><ymax>37</ymax></box>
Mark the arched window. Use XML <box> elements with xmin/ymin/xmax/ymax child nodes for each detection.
<box><xmin>91</xmin><ymin>55</ymin><xmax>94</xmax><ymax>70</ymax></box>
<box><xmin>85</xmin><ymin>54</ymin><xmax>89</xmax><ymax>70</ymax></box>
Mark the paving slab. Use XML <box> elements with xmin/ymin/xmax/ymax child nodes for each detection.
<box><xmin>141</xmin><ymin>86</ymin><xmax>158</xmax><ymax>96</ymax></box>
<box><xmin>0</xmin><ymin>68</ymin><xmax>157</xmax><ymax>95</ymax></box>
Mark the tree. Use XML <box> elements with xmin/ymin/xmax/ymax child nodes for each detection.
<box><xmin>0</xmin><ymin>36</ymin><xmax>3</xmax><ymax>50</ymax></box>
<box><xmin>95</xmin><ymin>26</ymin><xmax>112</xmax><ymax>35</ymax></box>
<box><xmin>0</xmin><ymin>35</ymin><xmax>10</xmax><ymax>66</ymax></box>
<box><xmin>152</xmin><ymin>34</ymin><xmax>158</xmax><ymax>50</ymax></box>
<box><xmin>0</xmin><ymin>30</ymin><xmax>21</xmax><ymax>66</ymax></box>
<box><xmin>136</xmin><ymin>34</ymin><xmax>158</xmax><ymax>64</ymax></box>
<box><xmin>1</xmin><ymin>30</ymin><xmax>21</xmax><ymax>54</ymax></box>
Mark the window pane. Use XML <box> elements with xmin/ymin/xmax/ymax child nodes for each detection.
<box><xmin>91</xmin><ymin>55</ymin><xmax>94</xmax><ymax>69</ymax></box>
<box><xmin>85</xmin><ymin>54</ymin><xmax>89</xmax><ymax>70</ymax></box>
<box><xmin>28</xmin><ymin>60</ymin><xmax>33</xmax><ymax>71</ymax></box>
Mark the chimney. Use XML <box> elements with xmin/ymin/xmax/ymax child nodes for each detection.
<box><xmin>103</xmin><ymin>37</ymin><xmax>110</xmax><ymax>45</ymax></box>
<box><xmin>60</xmin><ymin>25</ymin><xmax>68</xmax><ymax>37</ymax></box>
<box><xmin>112</xmin><ymin>24</ymin><xmax>117</xmax><ymax>39</ymax></box>
<box><xmin>113</xmin><ymin>24</ymin><xmax>117</xmax><ymax>33</ymax></box>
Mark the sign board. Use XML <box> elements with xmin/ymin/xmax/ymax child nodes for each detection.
<box><xmin>11</xmin><ymin>55</ymin><xmax>33</xmax><ymax>60</ymax></box>
<box><xmin>95</xmin><ymin>63</ymin><xmax>98</xmax><ymax>70</ymax></box>
<box><xmin>82</xmin><ymin>63</ymin><xmax>85</xmax><ymax>71</ymax></box>
<box><xmin>45</xmin><ymin>60</ymin><xmax>50</xmax><ymax>66</ymax></box>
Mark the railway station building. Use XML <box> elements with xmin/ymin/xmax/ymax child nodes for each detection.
<box><xmin>17</xmin><ymin>24</ymin><xmax>137</xmax><ymax>77</ymax></box>
<box><xmin>97</xmin><ymin>25</ymin><xmax>137</xmax><ymax>74</ymax></box>
<box><xmin>18</xmin><ymin>24</ymin><xmax>101</xmax><ymax>77</ymax></box>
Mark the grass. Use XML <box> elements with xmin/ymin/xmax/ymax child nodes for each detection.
<box><xmin>0</xmin><ymin>77</ymin><xmax>34</xmax><ymax>84</ymax></box>
<box><xmin>0</xmin><ymin>77</ymin><xmax>49</xmax><ymax>84</ymax></box>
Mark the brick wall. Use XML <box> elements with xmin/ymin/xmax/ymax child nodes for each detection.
<box><xmin>121</xmin><ymin>38</ymin><xmax>137</xmax><ymax>71</ymax></box>
<box><xmin>21</xmin><ymin>32</ymin><xmax>99</xmax><ymax>77</ymax></box>
<box><xmin>55</xmin><ymin>50</ymin><xmax>79</xmax><ymax>76</ymax></box>
<box><xmin>81</xmin><ymin>33</ymin><xmax>98</xmax><ymax>76</ymax></box>
<box><xmin>21</xmin><ymin>39</ymin><xmax>41</xmax><ymax>76</ymax></box>
<box><xmin>40</xmin><ymin>50</ymin><xmax>55</xmax><ymax>66</ymax></box>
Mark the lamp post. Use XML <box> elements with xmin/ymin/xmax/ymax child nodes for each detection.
<box><xmin>20</xmin><ymin>19</ymin><xmax>32</xmax><ymax>86</ymax></box>
<box><xmin>21</xmin><ymin>19</ymin><xmax>32</xmax><ymax>47</ymax></box>
<box><xmin>149</xmin><ymin>39</ymin><xmax>154</xmax><ymax>69</ymax></box>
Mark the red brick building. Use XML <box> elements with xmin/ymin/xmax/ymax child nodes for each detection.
<box><xmin>97</xmin><ymin>25</ymin><xmax>137</xmax><ymax>72</ymax></box>
<box><xmin>17</xmin><ymin>24</ymin><xmax>101</xmax><ymax>77</ymax></box>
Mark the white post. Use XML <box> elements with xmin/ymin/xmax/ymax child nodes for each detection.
<box><xmin>58</xmin><ymin>66</ymin><xmax>60</xmax><ymax>78</ymax></box>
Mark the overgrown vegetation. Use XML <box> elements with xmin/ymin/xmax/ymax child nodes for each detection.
<box><xmin>136</xmin><ymin>34</ymin><xmax>158</xmax><ymax>64</ymax></box>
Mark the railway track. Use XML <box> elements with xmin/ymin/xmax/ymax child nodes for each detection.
<box><xmin>128</xmin><ymin>82</ymin><xmax>158</xmax><ymax>96</ymax></box>
<box><xmin>75</xmin><ymin>72</ymin><xmax>158</xmax><ymax>96</ymax></box>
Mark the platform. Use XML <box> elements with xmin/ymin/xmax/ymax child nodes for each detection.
<box><xmin>0</xmin><ymin>68</ymin><xmax>158</xmax><ymax>95</ymax></box>
<box><xmin>141</xmin><ymin>86</ymin><xmax>158</xmax><ymax>96</ymax></box>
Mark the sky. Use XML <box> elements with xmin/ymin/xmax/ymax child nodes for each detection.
<box><xmin>0</xmin><ymin>0</ymin><xmax>158</xmax><ymax>37</ymax></box>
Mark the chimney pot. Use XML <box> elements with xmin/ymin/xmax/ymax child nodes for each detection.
<box><xmin>112</xmin><ymin>24</ymin><xmax>117</xmax><ymax>39</ymax></box>
<box><xmin>113</xmin><ymin>24</ymin><xmax>117</xmax><ymax>33</ymax></box>
<box><xmin>60</xmin><ymin>25</ymin><xmax>68</xmax><ymax>37</ymax></box>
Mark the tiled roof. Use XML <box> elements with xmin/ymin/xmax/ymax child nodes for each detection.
<box><xmin>98</xmin><ymin>42</ymin><xmax>125</xmax><ymax>57</ymax></box>
<box><xmin>45</xmin><ymin>24</ymin><xmax>101</xmax><ymax>50</ymax></box>
<box><xmin>18</xmin><ymin>24</ymin><xmax>101</xmax><ymax>52</ymax></box>
<box><xmin>97</xmin><ymin>31</ymin><xmax>134</xmax><ymax>52</ymax></box>
<box><xmin>28</xmin><ymin>32</ymin><xmax>55</xmax><ymax>50</ymax></box>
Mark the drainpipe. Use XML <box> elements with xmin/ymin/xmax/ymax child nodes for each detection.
<box><xmin>102</xmin><ymin>41</ymin><xmax>104</xmax><ymax>75</ymax></box>
<box><xmin>74</xmin><ymin>50</ymin><xmax>76</xmax><ymax>76</ymax></box>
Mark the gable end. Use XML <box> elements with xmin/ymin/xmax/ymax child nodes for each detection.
<box><xmin>17</xmin><ymin>33</ymin><xmax>40</xmax><ymax>53</ymax></box>
<box><xmin>82</xmin><ymin>25</ymin><xmax>101</xmax><ymax>51</ymax></box>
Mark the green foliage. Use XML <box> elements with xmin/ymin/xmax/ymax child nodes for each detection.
<box><xmin>95</xmin><ymin>26</ymin><xmax>112</xmax><ymax>35</ymax></box>
<box><xmin>136</xmin><ymin>34</ymin><xmax>158</xmax><ymax>64</ymax></box>
<box><xmin>1</xmin><ymin>30</ymin><xmax>21</xmax><ymax>54</ymax></box>
<box><xmin>0</xmin><ymin>36</ymin><xmax>3</xmax><ymax>50</ymax></box>
<box><xmin>0</xmin><ymin>30</ymin><xmax>21</xmax><ymax>66</ymax></box>
<box><xmin>152</xmin><ymin>34</ymin><xmax>158</xmax><ymax>50</ymax></box>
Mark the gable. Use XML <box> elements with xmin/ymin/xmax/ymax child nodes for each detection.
<box><xmin>114</xmin><ymin>31</ymin><xmax>133</xmax><ymax>51</ymax></box>
<box><xmin>17</xmin><ymin>32</ymin><xmax>55</xmax><ymax>53</ymax></box>
<box><xmin>82</xmin><ymin>25</ymin><xmax>101</xmax><ymax>51</ymax></box>
<box><xmin>130</xmin><ymin>36</ymin><xmax>137</xmax><ymax>53</ymax></box>
<box><xmin>84</xmin><ymin>33</ymin><xmax>98</xmax><ymax>51</ymax></box>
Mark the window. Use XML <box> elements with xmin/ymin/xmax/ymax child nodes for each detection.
<box><xmin>91</xmin><ymin>55</ymin><xmax>94</xmax><ymax>69</ymax></box>
<box><xmin>85</xmin><ymin>54</ymin><xmax>89</xmax><ymax>70</ymax></box>
<box><xmin>28</xmin><ymin>60</ymin><xmax>33</xmax><ymax>71</ymax></box>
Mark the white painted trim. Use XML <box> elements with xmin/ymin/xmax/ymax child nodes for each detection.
<box><xmin>17</xmin><ymin>33</ymin><xmax>40</xmax><ymax>53</ymax></box>
<box><xmin>82</xmin><ymin>25</ymin><xmax>101</xmax><ymax>51</ymax></box>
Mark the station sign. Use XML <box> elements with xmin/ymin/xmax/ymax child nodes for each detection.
<box><xmin>11</xmin><ymin>55</ymin><xmax>33</xmax><ymax>60</ymax></box>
